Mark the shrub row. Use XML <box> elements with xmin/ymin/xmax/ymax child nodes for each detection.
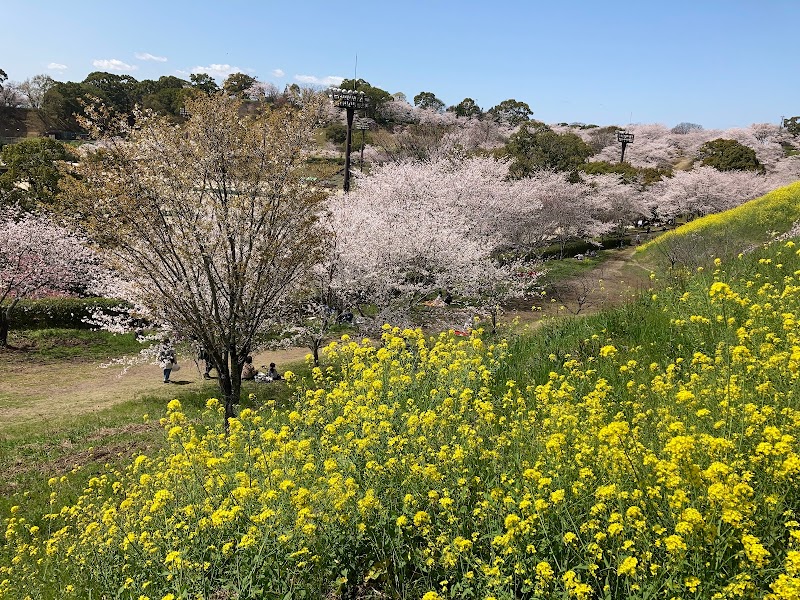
<box><xmin>9</xmin><ymin>297</ymin><xmax>131</xmax><ymax>330</ymax></box>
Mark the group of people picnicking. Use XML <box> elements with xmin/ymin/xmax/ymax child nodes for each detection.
<box><xmin>157</xmin><ymin>338</ymin><xmax>281</xmax><ymax>384</ymax></box>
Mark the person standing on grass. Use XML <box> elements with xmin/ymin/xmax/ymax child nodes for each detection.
<box><xmin>158</xmin><ymin>337</ymin><xmax>177</xmax><ymax>383</ymax></box>
<box><xmin>198</xmin><ymin>346</ymin><xmax>213</xmax><ymax>379</ymax></box>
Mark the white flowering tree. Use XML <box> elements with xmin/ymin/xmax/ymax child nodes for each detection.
<box><xmin>61</xmin><ymin>92</ymin><xmax>329</xmax><ymax>420</ymax></box>
<box><xmin>0</xmin><ymin>209</ymin><xmax>101</xmax><ymax>346</ymax></box>
<box><xmin>328</xmin><ymin>155</ymin><xmax>543</xmax><ymax>333</ymax></box>
<box><xmin>585</xmin><ymin>173</ymin><xmax>650</xmax><ymax>238</ymax></box>
<box><xmin>643</xmin><ymin>165</ymin><xmax>774</xmax><ymax>220</ymax></box>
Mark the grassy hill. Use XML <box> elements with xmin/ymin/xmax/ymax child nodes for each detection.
<box><xmin>636</xmin><ymin>180</ymin><xmax>800</xmax><ymax>270</ymax></box>
<box><xmin>5</xmin><ymin>232</ymin><xmax>800</xmax><ymax>598</ymax></box>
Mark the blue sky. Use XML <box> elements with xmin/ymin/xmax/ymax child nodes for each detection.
<box><xmin>1</xmin><ymin>0</ymin><xmax>798</xmax><ymax>129</ymax></box>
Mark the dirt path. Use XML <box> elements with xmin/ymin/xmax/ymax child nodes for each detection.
<box><xmin>0</xmin><ymin>347</ymin><xmax>310</xmax><ymax>435</ymax></box>
<box><xmin>504</xmin><ymin>247</ymin><xmax>651</xmax><ymax>324</ymax></box>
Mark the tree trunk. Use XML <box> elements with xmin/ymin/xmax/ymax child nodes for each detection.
<box><xmin>0</xmin><ymin>309</ymin><xmax>9</xmax><ymax>348</ymax></box>
<box><xmin>215</xmin><ymin>350</ymin><xmax>243</xmax><ymax>431</ymax></box>
<box><xmin>0</xmin><ymin>298</ymin><xmax>20</xmax><ymax>348</ymax></box>
<box><xmin>312</xmin><ymin>340</ymin><xmax>320</xmax><ymax>366</ymax></box>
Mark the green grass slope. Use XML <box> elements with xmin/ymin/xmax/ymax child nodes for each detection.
<box><xmin>636</xmin><ymin>180</ymin><xmax>800</xmax><ymax>270</ymax></box>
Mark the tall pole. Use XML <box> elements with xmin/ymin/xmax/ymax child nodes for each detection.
<box><xmin>354</xmin><ymin>117</ymin><xmax>372</xmax><ymax>173</ymax></box>
<box><xmin>344</xmin><ymin>107</ymin><xmax>355</xmax><ymax>193</ymax></box>
<box><xmin>328</xmin><ymin>88</ymin><xmax>369</xmax><ymax>193</ymax></box>
<box><xmin>620</xmin><ymin>139</ymin><xmax>628</xmax><ymax>163</ymax></box>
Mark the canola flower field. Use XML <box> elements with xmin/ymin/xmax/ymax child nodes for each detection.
<box><xmin>4</xmin><ymin>237</ymin><xmax>800</xmax><ymax>599</ymax></box>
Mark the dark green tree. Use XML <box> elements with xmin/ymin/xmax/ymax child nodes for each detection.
<box><xmin>339</xmin><ymin>79</ymin><xmax>393</xmax><ymax>123</ymax></box>
<box><xmin>223</xmin><ymin>73</ymin><xmax>258</xmax><ymax>98</ymax></box>
<box><xmin>698</xmin><ymin>138</ymin><xmax>763</xmax><ymax>172</ymax></box>
<box><xmin>141</xmin><ymin>87</ymin><xmax>191</xmax><ymax>118</ymax></box>
<box><xmin>413</xmin><ymin>91</ymin><xmax>445</xmax><ymax>112</ymax></box>
<box><xmin>488</xmin><ymin>99</ymin><xmax>533</xmax><ymax>126</ymax></box>
<box><xmin>503</xmin><ymin>121</ymin><xmax>594</xmax><ymax>178</ymax></box>
<box><xmin>190</xmin><ymin>73</ymin><xmax>220</xmax><ymax>95</ymax></box>
<box><xmin>449</xmin><ymin>97</ymin><xmax>482</xmax><ymax>118</ymax></box>
<box><xmin>42</xmin><ymin>81</ymin><xmax>101</xmax><ymax>131</ymax></box>
<box><xmin>579</xmin><ymin>160</ymin><xmax>670</xmax><ymax>186</ymax></box>
<box><xmin>155</xmin><ymin>75</ymin><xmax>189</xmax><ymax>91</ymax></box>
<box><xmin>0</xmin><ymin>137</ymin><xmax>77</xmax><ymax>210</ymax></box>
<box><xmin>83</xmin><ymin>72</ymin><xmax>139</xmax><ymax>115</ymax></box>
<box><xmin>134</xmin><ymin>76</ymin><xmax>190</xmax><ymax>118</ymax></box>
<box><xmin>0</xmin><ymin>68</ymin><xmax>7</xmax><ymax>89</ymax></box>
<box><xmin>784</xmin><ymin>116</ymin><xmax>800</xmax><ymax>136</ymax></box>
<box><xmin>324</xmin><ymin>121</ymin><xmax>348</xmax><ymax>144</ymax></box>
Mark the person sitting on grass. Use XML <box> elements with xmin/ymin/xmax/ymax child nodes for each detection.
<box><xmin>241</xmin><ymin>355</ymin><xmax>257</xmax><ymax>380</ymax></box>
<box><xmin>268</xmin><ymin>362</ymin><xmax>282</xmax><ymax>380</ymax></box>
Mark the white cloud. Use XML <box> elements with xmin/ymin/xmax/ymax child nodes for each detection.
<box><xmin>92</xmin><ymin>58</ymin><xmax>138</xmax><ymax>72</ymax></box>
<box><xmin>190</xmin><ymin>64</ymin><xmax>252</xmax><ymax>79</ymax></box>
<box><xmin>294</xmin><ymin>74</ymin><xmax>344</xmax><ymax>86</ymax></box>
<box><xmin>271</xmin><ymin>69</ymin><xmax>285</xmax><ymax>78</ymax></box>
<box><xmin>135</xmin><ymin>52</ymin><xmax>167</xmax><ymax>62</ymax></box>
<box><xmin>47</xmin><ymin>62</ymin><xmax>68</xmax><ymax>71</ymax></box>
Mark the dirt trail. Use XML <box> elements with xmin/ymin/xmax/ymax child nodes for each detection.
<box><xmin>0</xmin><ymin>347</ymin><xmax>310</xmax><ymax>434</ymax></box>
<box><xmin>504</xmin><ymin>247</ymin><xmax>651</xmax><ymax>323</ymax></box>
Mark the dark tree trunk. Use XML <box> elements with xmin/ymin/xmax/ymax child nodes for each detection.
<box><xmin>213</xmin><ymin>349</ymin><xmax>243</xmax><ymax>431</ymax></box>
<box><xmin>0</xmin><ymin>310</ymin><xmax>9</xmax><ymax>348</ymax></box>
<box><xmin>312</xmin><ymin>339</ymin><xmax>321</xmax><ymax>366</ymax></box>
<box><xmin>0</xmin><ymin>298</ymin><xmax>20</xmax><ymax>348</ymax></box>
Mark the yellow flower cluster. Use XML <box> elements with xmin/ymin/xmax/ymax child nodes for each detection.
<box><xmin>4</xmin><ymin>238</ymin><xmax>800</xmax><ymax>599</ymax></box>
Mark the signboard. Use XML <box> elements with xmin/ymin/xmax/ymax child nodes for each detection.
<box><xmin>328</xmin><ymin>89</ymin><xmax>370</xmax><ymax>109</ymax></box>
<box><xmin>617</xmin><ymin>131</ymin><xmax>635</xmax><ymax>143</ymax></box>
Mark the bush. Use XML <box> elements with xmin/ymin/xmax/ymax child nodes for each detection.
<box><xmin>9</xmin><ymin>297</ymin><xmax>131</xmax><ymax>330</ymax></box>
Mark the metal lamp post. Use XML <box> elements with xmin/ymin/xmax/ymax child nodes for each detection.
<box><xmin>328</xmin><ymin>88</ymin><xmax>370</xmax><ymax>192</ymax></box>
<box><xmin>617</xmin><ymin>130</ymin><xmax>634</xmax><ymax>164</ymax></box>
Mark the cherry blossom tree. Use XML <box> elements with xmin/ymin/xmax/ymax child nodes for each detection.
<box><xmin>17</xmin><ymin>74</ymin><xmax>56</xmax><ymax>110</ymax></box>
<box><xmin>327</xmin><ymin>155</ymin><xmax>543</xmax><ymax>332</ymax></box>
<box><xmin>60</xmin><ymin>92</ymin><xmax>329</xmax><ymax>420</ymax></box>
<box><xmin>643</xmin><ymin>165</ymin><xmax>774</xmax><ymax>220</ymax></box>
<box><xmin>0</xmin><ymin>80</ymin><xmax>25</xmax><ymax>108</ymax></box>
<box><xmin>504</xmin><ymin>170</ymin><xmax>615</xmax><ymax>257</ymax></box>
<box><xmin>0</xmin><ymin>209</ymin><xmax>100</xmax><ymax>346</ymax></box>
<box><xmin>768</xmin><ymin>156</ymin><xmax>800</xmax><ymax>187</ymax></box>
<box><xmin>584</xmin><ymin>173</ymin><xmax>649</xmax><ymax>238</ymax></box>
<box><xmin>368</xmin><ymin>107</ymin><xmax>460</xmax><ymax>164</ymax></box>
